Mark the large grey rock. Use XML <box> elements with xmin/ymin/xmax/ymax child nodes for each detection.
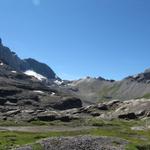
<box><xmin>118</xmin><ymin>113</ymin><xmax>137</xmax><ymax>120</ymax></box>
<box><xmin>49</xmin><ymin>97</ymin><xmax>82</xmax><ymax>110</ymax></box>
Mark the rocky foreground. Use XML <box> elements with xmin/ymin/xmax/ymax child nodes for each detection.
<box><xmin>15</xmin><ymin>136</ymin><xmax>128</xmax><ymax>150</ymax></box>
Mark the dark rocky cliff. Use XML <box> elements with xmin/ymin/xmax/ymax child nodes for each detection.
<box><xmin>0</xmin><ymin>38</ymin><xmax>56</xmax><ymax>79</ymax></box>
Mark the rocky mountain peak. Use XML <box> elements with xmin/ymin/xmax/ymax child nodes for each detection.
<box><xmin>97</xmin><ymin>76</ymin><xmax>105</xmax><ymax>80</ymax></box>
<box><xmin>24</xmin><ymin>58</ymin><xmax>56</xmax><ymax>80</ymax></box>
<box><xmin>0</xmin><ymin>38</ymin><xmax>57</xmax><ymax>80</ymax></box>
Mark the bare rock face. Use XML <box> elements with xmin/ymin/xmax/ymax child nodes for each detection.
<box><xmin>24</xmin><ymin>58</ymin><xmax>56</xmax><ymax>80</ymax></box>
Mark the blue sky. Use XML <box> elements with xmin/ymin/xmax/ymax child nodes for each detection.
<box><xmin>0</xmin><ymin>0</ymin><xmax>150</xmax><ymax>80</ymax></box>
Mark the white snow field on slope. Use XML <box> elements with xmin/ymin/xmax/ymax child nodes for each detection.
<box><xmin>24</xmin><ymin>70</ymin><xmax>47</xmax><ymax>81</ymax></box>
<box><xmin>54</xmin><ymin>80</ymin><xmax>63</xmax><ymax>85</ymax></box>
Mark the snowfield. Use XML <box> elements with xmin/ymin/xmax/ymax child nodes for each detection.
<box><xmin>24</xmin><ymin>70</ymin><xmax>47</xmax><ymax>81</ymax></box>
<box><xmin>54</xmin><ymin>80</ymin><xmax>63</xmax><ymax>85</ymax></box>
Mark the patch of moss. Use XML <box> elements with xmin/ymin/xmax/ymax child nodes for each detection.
<box><xmin>32</xmin><ymin>143</ymin><xmax>44</xmax><ymax>150</ymax></box>
<box><xmin>136</xmin><ymin>144</ymin><xmax>150</xmax><ymax>150</ymax></box>
<box><xmin>135</xmin><ymin>93</ymin><xmax>150</xmax><ymax>100</ymax></box>
<box><xmin>126</xmin><ymin>144</ymin><xmax>138</xmax><ymax>150</ymax></box>
<box><xmin>142</xmin><ymin>93</ymin><xmax>150</xmax><ymax>99</ymax></box>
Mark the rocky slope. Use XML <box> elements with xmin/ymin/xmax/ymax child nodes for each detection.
<box><xmin>0</xmin><ymin>62</ymin><xmax>82</xmax><ymax>122</ymax></box>
<box><xmin>65</xmin><ymin>71</ymin><xmax>150</xmax><ymax>104</ymax></box>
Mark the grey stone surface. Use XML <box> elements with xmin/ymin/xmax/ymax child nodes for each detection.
<box><xmin>14</xmin><ymin>136</ymin><xmax>128</xmax><ymax>150</ymax></box>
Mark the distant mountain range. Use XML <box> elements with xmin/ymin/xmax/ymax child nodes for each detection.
<box><xmin>1</xmin><ymin>38</ymin><xmax>150</xmax><ymax>105</ymax></box>
<box><xmin>65</xmin><ymin>72</ymin><xmax>150</xmax><ymax>104</ymax></box>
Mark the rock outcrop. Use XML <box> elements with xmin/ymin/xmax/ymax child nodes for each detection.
<box><xmin>76</xmin><ymin>99</ymin><xmax>150</xmax><ymax>120</ymax></box>
<box><xmin>36</xmin><ymin>99</ymin><xmax>150</xmax><ymax>122</ymax></box>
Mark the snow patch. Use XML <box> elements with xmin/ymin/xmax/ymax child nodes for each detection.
<box><xmin>0</xmin><ymin>62</ymin><xmax>4</xmax><ymax>66</ymax></box>
<box><xmin>54</xmin><ymin>80</ymin><xmax>63</xmax><ymax>85</ymax></box>
<box><xmin>133</xmin><ymin>74</ymin><xmax>139</xmax><ymax>78</ymax></box>
<box><xmin>51</xmin><ymin>92</ymin><xmax>55</xmax><ymax>96</ymax></box>
<box><xmin>11</xmin><ymin>71</ymin><xmax>17</xmax><ymax>73</ymax></box>
<box><xmin>33</xmin><ymin>90</ymin><xmax>44</xmax><ymax>94</ymax></box>
<box><xmin>24</xmin><ymin>70</ymin><xmax>47</xmax><ymax>81</ymax></box>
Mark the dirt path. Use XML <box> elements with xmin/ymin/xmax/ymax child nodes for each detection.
<box><xmin>0</xmin><ymin>126</ymin><xmax>95</xmax><ymax>133</ymax></box>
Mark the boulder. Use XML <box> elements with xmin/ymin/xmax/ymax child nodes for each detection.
<box><xmin>50</xmin><ymin>97</ymin><xmax>82</xmax><ymax>110</ymax></box>
<box><xmin>37</xmin><ymin>111</ymin><xmax>59</xmax><ymax>121</ymax></box>
<box><xmin>97</xmin><ymin>104</ymin><xmax>108</xmax><ymax>110</ymax></box>
<box><xmin>5</xmin><ymin>109</ymin><xmax>20</xmax><ymax>116</ymax></box>
<box><xmin>118</xmin><ymin>112</ymin><xmax>137</xmax><ymax>120</ymax></box>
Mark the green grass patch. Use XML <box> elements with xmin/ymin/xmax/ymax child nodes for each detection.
<box><xmin>0</xmin><ymin>129</ymin><xmax>91</xmax><ymax>149</ymax></box>
<box><xmin>142</xmin><ymin>93</ymin><xmax>150</xmax><ymax>99</ymax></box>
<box><xmin>87</xmin><ymin>119</ymin><xmax>150</xmax><ymax>149</ymax></box>
<box><xmin>32</xmin><ymin>143</ymin><xmax>44</xmax><ymax>150</ymax></box>
<box><xmin>136</xmin><ymin>93</ymin><xmax>150</xmax><ymax>99</ymax></box>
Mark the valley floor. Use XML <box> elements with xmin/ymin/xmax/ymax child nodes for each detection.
<box><xmin>0</xmin><ymin>119</ymin><xmax>150</xmax><ymax>150</ymax></box>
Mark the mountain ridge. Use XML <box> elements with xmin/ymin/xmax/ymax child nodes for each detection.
<box><xmin>0</xmin><ymin>38</ymin><xmax>57</xmax><ymax>80</ymax></box>
<box><xmin>66</xmin><ymin>70</ymin><xmax>150</xmax><ymax>104</ymax></box>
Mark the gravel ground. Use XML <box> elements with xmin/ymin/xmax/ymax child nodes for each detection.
<box><xmin>15</xmin><ymin>136</ymin><xmax>128</xmax><ymax>150</ymax></box>
<box><xmin>0</xmin><ymin>126</ymin><xmax>95</xmax><ymax>133</ymax></box>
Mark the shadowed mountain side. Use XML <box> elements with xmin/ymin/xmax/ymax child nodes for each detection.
<box><xmin>0</xmin><ymin>38</ymin><xmax>56</xmax><ymax>79</ymax></box>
